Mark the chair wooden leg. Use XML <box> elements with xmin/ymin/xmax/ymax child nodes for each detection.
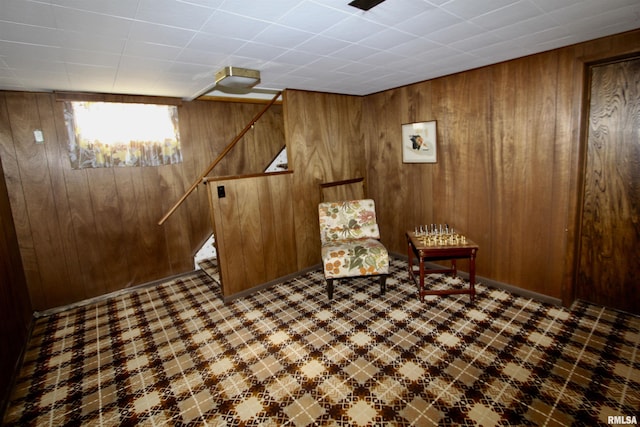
<box><xmin>326</xmin><ymin>278</ymin><xmax>334</xmax><ymax>300</ymax></box>
<box><xmin>379</xmin><ymin>275</ymin><xmax>387</xmax><ymax>296</ymax></box>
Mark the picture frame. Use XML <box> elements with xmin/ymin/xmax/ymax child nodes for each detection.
<box><xmin>402</xmin><ymin>120</ymin><xmax>437</xmax><ymax>163</ymax></box>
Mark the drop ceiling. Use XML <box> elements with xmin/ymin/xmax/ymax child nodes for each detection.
<box><xmin>0</xmin><ymin>0</ymin><xmax>638</xmax><ymax>100</ymax></box>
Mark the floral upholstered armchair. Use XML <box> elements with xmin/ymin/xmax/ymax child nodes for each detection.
<box><xmin>318</xmin><ymin>199</ymin><xmax>389</xmax><ymax>299</ymax></box>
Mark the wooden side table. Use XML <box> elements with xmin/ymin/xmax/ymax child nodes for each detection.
<box><xmin>406</xmin><ymin>231</ymin><xmax>479</xmax><ymax>303</ymax></box>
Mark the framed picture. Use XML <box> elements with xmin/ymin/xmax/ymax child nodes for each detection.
<box><xmin>402</xmin><ymin>121</ymin><xmax>437</xmax><ymax>163</ymax></box>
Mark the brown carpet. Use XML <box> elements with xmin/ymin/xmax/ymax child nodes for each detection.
<box><xmin>3</xmin><ymin>259</ymin><xmax>639</xmax><ymax>426</ymax></box>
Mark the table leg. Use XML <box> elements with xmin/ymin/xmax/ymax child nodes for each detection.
<box><xmin>407</xmin><ymin>237</ymin><xmax>422</xmax><ymax>301</ymax></box>
<box><xmin>469</xmin><ymin>249</ymin><xmax>477</xmax><ymax>303</ymax></box>
<box><xmin>419</xmin><ymin>254</ymin><xmax>425</xmax><ymax>302</ymax></box>
<box><xmin>407</xmin><ymin>237</ymin><xmax>412</xmax><ymax>281</ymax></box>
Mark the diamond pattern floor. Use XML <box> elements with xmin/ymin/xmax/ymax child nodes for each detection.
<box><xmin>3</xmin><ymin>259</ymin><xmax>639</xmax><ymax>426</ymax></box>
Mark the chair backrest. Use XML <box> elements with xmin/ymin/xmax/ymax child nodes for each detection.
<box><xmin>319</xmin><ymin>177</ymin><xmax>365</xmax><ymax>202</ymax></box>
<box><xmin>318</xmin><ymin>199</ymin><xmax>381</xmax><ymax>244</ymax></box>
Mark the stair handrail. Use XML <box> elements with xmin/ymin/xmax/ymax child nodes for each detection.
<box><xmin>158</xmin><ymin>90</ymin><xmax>283</xmax><ymax>226</ymax></box>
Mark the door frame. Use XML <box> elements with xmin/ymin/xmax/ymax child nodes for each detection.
<box><xmin>568</xmin><ymin>52</ymin><xmax>640</xmax><ymax>308</ymax></box>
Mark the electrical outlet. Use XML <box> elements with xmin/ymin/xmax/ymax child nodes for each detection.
<box><xmin>34</xmin><ymin>130</ymin><xmax>44</xmax><ymax>144</ymax></box>
<box><xmin>217</xmin><ymin>186</ymin><xmax>225</xmax><ymax>198</ymax></box>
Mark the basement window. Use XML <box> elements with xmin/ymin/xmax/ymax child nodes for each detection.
<box><xmin>64</xmin><ymin>101</ymin><xmax>182</xmax><ymax>169</ymax></box>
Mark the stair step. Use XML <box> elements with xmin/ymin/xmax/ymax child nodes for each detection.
<box><xmin>198</xmin><ymin>258</ymin><xmax>220</xmax><ymax>282</ymax></box>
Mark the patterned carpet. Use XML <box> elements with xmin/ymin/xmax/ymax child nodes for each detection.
<box><xmin>3</xmin><ymin>259</ymin><xmax>639</xmax><ymax>426</ymax></box>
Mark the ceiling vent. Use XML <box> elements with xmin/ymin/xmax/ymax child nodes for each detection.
<box><xmin>348</xmin><ymin>0</ymin><xmax>386</xmax><ymax>11</ymax></box>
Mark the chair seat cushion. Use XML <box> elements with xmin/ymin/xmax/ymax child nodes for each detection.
<box><xmin>321</xmin><ymin>238</ymin><xmax>389</xmax><ymax>279</ymax></box>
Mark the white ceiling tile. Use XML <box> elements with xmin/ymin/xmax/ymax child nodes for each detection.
<box><xmin>0</xmin><ymin>22</ymin><xmax>61</xmax><ymax>47</ymax></box>
<box><xmin>330</xmin><ymin>44</ymin><xmax>381</xmax><ymax>61</ymax></box>
<box><xmin>548</xmin><ymin>0</ymin><xmax>640</xmax><ymax>22</ymax></box>
<box><xmin>66</xmin><ymin>64</ymin><xmax>116</xmax><ymax>80</ymax></box>
<box><xmin>450</xmin><ymin>31</ymin><xmax>503</xmax><ymax>52</ymax></box>
<box><xmin>127</xmin><ymin>22</ymin><xmax>196</xmax><ymax>46</ymax></box>
<box><xmin>117</xmin><ymin>56</ymin><xmax>173</xmax><ymax>75</ymax></box>
<box><xmin>488</xmin><ymin>14</ymin><xmax>566</xmax><ymax>39</ymax></box>
<box><xmin>421</xmin><ymin>45</ymin><xmax>467</xmax><ymax>64</ymax></box>
<box><xmin>471</xmin><ymin>38</ymin><xmax>529</xmax><ymax>59</ymax></box>
<box><xmin>200</xmin><ymin>11</ymin><xmax>270</xmax><ymax>39</ymax></box>
<box><xmin>442</xmin><ymin>0</ymin><xmax>521</xmax><ymax>20</ymax></box>
<box><xmin>0</xmin><ymin>0</ymin><xmax>636</xmax><ymax>98</ymax></box>
<box><xmin>59</xmin><ymin>32</ymin><xmax>127</xmax><ymax>55</ymax></box>
<box><xmin>167</xmin><ymin>61</ymin><xmax>217</xmax><ymax>78</ymax></box>
<box><xmin>16</xmin><ymin>71</ymin><xmax>70</xmax><ymax>90</ymax></box>
<box><xmin>0</xmin><ymin>41</ymin><xmax>62</xmax><ymax>62</ymax></box>
<box><xmin>267</xmin><ymin>72</ymin><xmax>309</xmax><ymax>89</ymax></box>
<box><xmin>427</xmin><ymin>21</ymin><xmax>486</xmax><ymax>44</ymax></box>
<box><xmin>471</xmin><ymin>1</ymin><xmax>541</xmax><ymax>31</ymax></box>
<box><xmin>254</xmin><ymin>24</ymin><xmax>313</xmax><ymax>49</ymax></box>
<box><xmin>287</xmin><ymin>64</ymin><xmax>332</xmax><ymax>80</ymax></box>
<box><xmin>527</xmin><ymin>35</ymin><xmax>576</xmax><ymax>52</ymax></box>
<box><xmin>558</xmin><ymin>4</ymin><xmax>640</xmax><ymax>35</ymax></box>
<box><xmin>233</xmin><ymin>42</ymin><xmax>288</xmax><ymax>62</ymax></box>
<box><xmin>392</xmin><ymin>57</ymin><xmax>435</xmax><ymax>77</ymax></box>
<box><xmin>393</xmin><ymin>38</ymin><xmax>442</xmax><ymax>57</ymax></box>
<box><xmin>187</xmin><ymin>33</ymin><xmax>245</xmax><ymax>54</ymax></box>
<box><xmin>135</xmin><ymin>0</ymin><xmax>215</xmax><ymax>30</ymax></box>
<box><xmin>294</xmin><ymin>36</ymin><xmax>351</xmax><ymax>56</ymax></box>
<box><xmin>401</xmin><ymin>9</ymin><xmax>464</xmax><ymax>36</ymax></box>
<box><xmin>321</xmin><ymin>15</ymin><xmax>386</xmax><ymax>43</ymax></box>
<box><xmin>358</xmin><ymin>50</ymin><xmax>407</xmax><ymax>67</ymax></box>
<box><xmin>218</xmin><ymin>0</ymin><xmax>302</xmax><ymax>22</ymax></box>
<box><xmin>334</xmin><ymin>61</ymin><xmax>379</xmax><ymax>75</ymax></box>
<box><xmin>278</xmin><ymin>2</ymin><xmax>350</xmax><ymax>33</ymax></box>
<box><xmin>0</xmin><ymin>0</ymin><xmax>57</xmax><ymax>27</ymax></box>
<box><xmin>175</xmin><ymin>48</ymin><xmax>228</xmax><ymax>67</ymax></box>
<box><xmin>425</xmin><ymin>0</ymin><xmax>455</xmax><ymax>5</ymax></box>
<box><xmin>51</xmin><ymin>0</ymin><xmax>140</xmax><ymax>18</ymax></box>
<box><xmin>176</xmin><ymin>0</ymin><xmax>225</xmax><ymax>8</ymax></box>
<box><xmin>6</xmin><ymin>57</ymin><xmax>67</xmax><ymax>73</ymax></box>
<box><xmin>273</xmin><ymin>50</ymin><xmax>323</xmax><ymax>67</ymax></box>
<box><xmin>305</xmin><ymin>56</ymin><xmax>349</xmax><ymax>72</ymax></box>
<box><xmin>432</xmin><ymin>51</ymin><xmax>480</xmax><ymax>68</ymax></box>
<box><xmin>529</xmin><ymin>0</ymin><xmax>583</xmax><ymax>12</ymax></box>
<box><xmin>260</xmin><ymin>61</ymin><xmax>296</xmax><ymax>75</ymax></box>
<box><xmin>513</xmin><ymin>26</ymin><xmax>573</xmax><ymax>47</ymax></box>
<box><xmin>359</xmin><ymin>28</ymin><xmax>416</xmax><ymax>50</ymax></box>
<box><xmin>60</xmin><ymin>50</ymin><xmax>121</xmax><ymax>68</ymax></box>
<box><xmin>51</xmin><ymin>7</ymin><xmax>133</xmax><ymax>37</ymax></box>
<box><xmin>123</xmin><ymin>40</ymin><xmax>182</xmax><ymax>61</ymax></box>
<box><xmin>112</xmin><ymin>79</ymin><xmax>159</xmax><ymax>95</ymax></box>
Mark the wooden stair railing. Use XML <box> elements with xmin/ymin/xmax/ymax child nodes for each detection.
<box><xmin>157</xmin><ymin>90</ymin><xmax>282</xmax><ymax>226</ymax></box>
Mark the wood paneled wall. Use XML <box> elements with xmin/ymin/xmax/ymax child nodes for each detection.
<box><xmin>1</xmin><ymin>30</ymin><xmax>638</xmax><ymax>312</ymax></box>
<box><xmin>286</xmin><ymin>30</ymin><xmax>640</xmax><ymax>305</ymax></box>
<box><xmin>0</xmin><ymin>156</ymin><xmax>32</xmax><ymax>412</ymax></box>
<box><xmin>205</xmin><ymin>172</ymin><xmax>297</xmax><ymax>299</ymax></box>
<box><xmin>284</xmin><ymin>90</ymin><xmax>365</xmax><ymax>269</ymax></box>
<box><xmin>361</xmin><ymin>30</ymin><xmax>640</xmax><ymax>302</ymax></box>
<box><xmin>0</xmin><ymin>93</ymin><xmax>284</xmax><ymax>310</ymax></box>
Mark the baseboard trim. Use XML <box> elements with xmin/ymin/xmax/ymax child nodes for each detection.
<box><xmin>35</xmin><ymin>254</ymin><xmax>563</xmax><ymax>317</ymax></box>
<box><xmin>390</xmin><ymin>251</ymin><xmax>562</xmax><ymax>307</ymax></box>
<box><xmin>222</xmin><ymin>264</ymin><xmax>322</xmax><ymax>303</ymax></box>
<box><xmin>34</xmin><ymin>270</ymin><xmax>198</xmax><ymax>318</ymax></box>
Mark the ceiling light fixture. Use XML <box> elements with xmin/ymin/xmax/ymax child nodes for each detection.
<box><xmin>215</xmin><ymin>66</ymin><xmax>261</xmax><ymax>89</ymax></box>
